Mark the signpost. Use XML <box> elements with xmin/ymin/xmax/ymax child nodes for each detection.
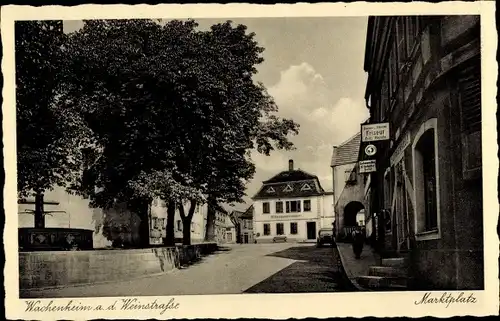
<box><xmin>361</xmin><ymin>122</ymin><xmax>390</xmax><ymax>142</ymax></box>
<box><xmin>359</xmin><ymin>160</ymin><xmax>377</xmax><ymax>173</ymax></box>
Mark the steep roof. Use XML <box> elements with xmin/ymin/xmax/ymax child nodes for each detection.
<box><xmin>241</xmin><ymin>205</ymin><xmax>254</xmax><ymax>219</ymax></box>
<box><xmin>252</xmin><ymin>179</ymin><xmax>325</xmax><ymax>200</ymax></box>
<box><xmin>331</xmin><ymin>132</ymin><xmax>361</xmax><ymax>167</ymax></box>
<box><xmin>263</xmin><ymin>169</ymin><xmax>317</xmax><ymax>184</ymax></box>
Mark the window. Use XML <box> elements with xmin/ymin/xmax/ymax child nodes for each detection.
<box><xmin>191</xmin><ymin>222</ymin><xmax>195</xmax><ymax>232</ymax></box>
<box><xmin>412</xmin><ymin>118</ymin><xmax>440</xmax><ymax>239</ymax></box>
<box><xmin>263</xmin><ymin>202</ymin><xmax>270</xmax><ymax>214</ymax></box>
<box><xmin>276</xmin><ymin>223</ymin><xmax>284</xmax><ymax>235</ymax></box>
<box><xmin>286</xmin><ymin>200</ymin><xmax>301</xmax><ymax>213</ymax></box>
<box><xmin>227</xmin><ymin>233</ymin><xmax>232</xmax><ymax>241</ymax></box>
<box><xmin>275</xmin><ymin>201</ymin><xmax>283</xmax><ymax>213</ymax></box>
<box><xmin>383</xmin><ymin>168</ymin><xmax>392</xmax><ymax>209</ymax></box>
<box><xmin>389</xmin><ymin>41</ymin><xmax>399</xmax><ymax>99</ymax></box>
<box><xmin>263</xmin><ymin>223</ymin><xmax>270</xmax><ymax>236</ymax></box>
<box><xmin>303</xmin><ymin>200</ymin><xmax>311</xmax><ymax>212</ymax></box>
<box><xmin>266</xmin><ymin>186</ymin><xmax>275</xmax><ymax>193</ymax></box>
<box><xmin>290</xmin><ymin>222</ymin><xmax>298</xmax><ymax>235</ymax></box>
<box><xmin>396</xmin><ymin>17</ymin><xmax>407</xmax><ymax>69</ymax></box>
<box><xmin>345</xmin><ymin>168</ymin><xmax>357</xmax><ymax>183</ymax></box>
<box><xmin>177</xmin><ymin>220</ymin><xmax>182</xmax><ymax>231</ymax></box>
<box><xmin>243</xmin><ymin>220</ymin><xmax>247</xmax><ymax>229</ymax></box>
<box><xmin>381</xmin><ymin>71</ymin><xmax>389</xmax><ymax>121</ymax></box>
<box><xmin>301</xmin><ymin>183</ymin><xmax>312</xmax><ymax>191</ymax></box>
<box><xmin>283</xmin><ymin>184</ymin><xmax>293</xmax><ymax>192</ymax></box>
<box><xmin>406</xmin><ymin>16</ymin><xmax>421</xmax><ymax>55</ymax></box>
<box><xmin>248</xmin><ymin>221</ymin><xmax>253</xmax><ymax>229</ymax></box>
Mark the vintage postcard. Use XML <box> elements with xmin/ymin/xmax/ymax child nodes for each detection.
<box><xmin>2</xmin><ymin>1</ymin><xmax>498</xmax><ymax>319</ymax></box>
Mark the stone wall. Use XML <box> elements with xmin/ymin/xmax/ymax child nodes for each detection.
<box><xmin>19</xmin><ymin>243</ymin><xmax>218</xmax><ymax>292</ymax></box>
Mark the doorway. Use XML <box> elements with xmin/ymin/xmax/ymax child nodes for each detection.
<box><xmin>395</xmin><ymin>162</ymin><xmax>410</xmax><ymax>251</ymax></box>
<box><xmin>306</xmin><ymin>222</ymin><xmax>317</xmax><ymax>240</ymax></box>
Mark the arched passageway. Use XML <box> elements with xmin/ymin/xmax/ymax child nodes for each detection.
<box><xmin>344</xmin><ymin>201</ymin><xmax>365</xmax><ymax>227</ymax></box>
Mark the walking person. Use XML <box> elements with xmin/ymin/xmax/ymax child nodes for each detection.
<box><xmin>351</xmin><ymin>223</ymin><xmax>365</xmax><ymax>259</ymax></box>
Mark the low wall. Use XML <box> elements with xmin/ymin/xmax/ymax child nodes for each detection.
<box><xmin>19</xmin><ymin>243</ymin><xmax>218</xmax><ymax>290</ymax></box>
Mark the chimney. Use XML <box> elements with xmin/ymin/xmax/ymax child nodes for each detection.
<box><xmin>289</xmin><ymin>159</ymin><xmax>294</xmax><ymax>171</ymax></box>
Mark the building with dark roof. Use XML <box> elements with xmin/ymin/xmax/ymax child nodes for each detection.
<box><xmin>331</xmin><ymin>132</ymin><xmax>368</xmax><ymax>242</ymax></box>
<box><xmin>252</xmin><ymin>160</ymin><xmax>334</xmax><ymax>243</ymax></box>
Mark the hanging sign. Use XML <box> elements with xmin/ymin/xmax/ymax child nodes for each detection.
<box><xmin>361</xmin><ymin>123</ymin><xmax>390</xmax><ymax>142</ymax></box>
<box><xmin>364</xmin><ymin>144</ymin><xmax>377</xmax><ymax>156</ymax></box>
<box><xmin>359</xmin><ymin>160</ymin><xmax>377</xmax><ymax>173</ymax></box>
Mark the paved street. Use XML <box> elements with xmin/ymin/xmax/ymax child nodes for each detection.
<box><xmin>22</xmin><ymin>243</ymin><xmax>356</xmax><ymax>298</ymax></box>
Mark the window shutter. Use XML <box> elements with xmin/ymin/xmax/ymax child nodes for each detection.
<box><xmin>458</xmin><ymin>59</ymin><xmax>481</xmax><ymax>178</ymax></box>
<box><xmin>458</xmin><ymin>64</ymin><xmax>481</xmax><ymax>133</ymax></box>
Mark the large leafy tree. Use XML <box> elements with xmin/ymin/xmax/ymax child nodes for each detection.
<box><xmin>15</xmin><ymin>20</ymin><xmax>93</xmax><ymax>228</ymax></box>
<box><xmin>60</xmin><ymin>19</ymin><xmax>299</xmax><ymax>247</ymax></box>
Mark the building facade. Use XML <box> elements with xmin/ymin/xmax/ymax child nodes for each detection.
<box><xmin>18</xmin><ymin>186</ymin><xmax>212</xmax><ymax>248</ymax></box>
<box><xmin>252</xmin><ymin>160</ymin><xmax>334</xmax><ymax>243</ymax></box>
<box><xmin>331</xmin><ymin>132</ymin><xmax>368</xmax><ymax>241</ymax></box>
<box><xmin>241</xmin><ymin>205</ymin><xmax>255</xmax><ymax>244</ymax></box>
<box><xmin>362</xmin><ymin>16</ymin><xmax>482</xmax><ymax>289</ymax></box>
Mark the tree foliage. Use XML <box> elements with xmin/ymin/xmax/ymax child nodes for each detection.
<box><xmin>15</xmin><ymin>20</ymin><xmax>95</xmax><ymax>227</ymax></box>
<box><xmin>56</xmin><ymin>19</ymin><xmax>299</xmax><ymax>245</ymax></box>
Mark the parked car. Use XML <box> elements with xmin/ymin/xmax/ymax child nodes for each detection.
<box><xmin>273</xmin><ymin>236</ymin><xmax>287</xmax><ymax>243</ymax></box>
<box><xmin>317</xmin><ymin>228</ymin><xmax>334</xmax><ymax>247</ymax></box>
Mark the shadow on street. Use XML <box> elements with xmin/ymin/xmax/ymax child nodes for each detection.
<box><xmin>244</xmin><ymin>245</ymin><xmax>357</xmax><ymax>293</ymax></box>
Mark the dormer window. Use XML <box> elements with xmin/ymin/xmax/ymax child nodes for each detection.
<box><xmin>283</xmin><ymin>184</ymin><xmax>293</xmax><ymax>192</ymax></box>
<box><xmin>301</xmin><ymin>183</ymin><xmax>312</xmax><ymax>191</ymax></box>
<box><xmin>266</xmin><ymin>186</ymin><xmax>275</xmax><ymax>193</ymax></box>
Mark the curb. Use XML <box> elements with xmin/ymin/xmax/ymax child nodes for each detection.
<box><xmin>335</xmin><ymin>244</ymin><xmax>368</xmax><ymax>291</ymax></box>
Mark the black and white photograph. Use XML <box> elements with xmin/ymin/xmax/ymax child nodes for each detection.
<box><xmin>2</xmin><ymin>2</ymin><xmax>498</xmax><ymax>319</ymax></box>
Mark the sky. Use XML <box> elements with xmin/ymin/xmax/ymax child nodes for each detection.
<box><xmin>63</xmin><ymin>17</ymin><xmax>370</xmax><ymax>211</ymax></box>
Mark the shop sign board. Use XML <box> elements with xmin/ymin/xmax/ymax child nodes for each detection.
<box><xmin>361</xmin><ymin>122</ymin><xmax>390</xmax><ymax>142</ymax></box>
<box><xmin>359</xmin><ymin>160</ymin><xmax>377</xmax><ymax>173</ymax></box>
<box><xmin>390</xmin><ymin>133</ymin><xmax>411</xmax><ymax>166</ymax></box>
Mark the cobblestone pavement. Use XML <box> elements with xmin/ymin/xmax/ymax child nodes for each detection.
<box><xmin>22</xmin><ymin>243</ymin><xmax>355</xmax><ymax>298</ymax></box>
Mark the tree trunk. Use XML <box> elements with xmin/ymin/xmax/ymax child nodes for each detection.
<box><xmin>164</xmin><ymin>201</ymin><xmax>176</xmax><ymax>246</ymax></box>
<box><xmin>179</xmin><ymin>200</ymin><xmax>197</xmax><ymax>246</ymax></box>
<box><xmin>182</xmin><ymin>220</ymin><xmax>191</xmax><ymax>246</ymax></box>
<box><xmin>128</xmin><ymin>198</ymin><xmax>150</xmax><ymax>248</ymax></box>
<box><xmin>34</xmin><ymin>191</ymin><xmax>45</xmax><ymax>228</ymax></box>
<box><xmin>204</xmin><ymin>198</ymin><xmax>216</xmax><ymax>242</ymax></box>
<box><xmin>138</xmin><ymin>200</ymin><xmax>151</xmax><ymax>248</ymax></box>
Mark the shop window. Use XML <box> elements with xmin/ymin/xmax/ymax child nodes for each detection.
<box><xmin>290</xmin><ymin>222</ymin><xmax>298</xmax><ymax>235</ymax></box>
<box><xmin>276</xmin><ymin>223</ymin><xmax>284</xmax><ymax>235</ymax></box>
<box><xmin>303</xmin><ymin>200</ymin><xmax>311</xmax><ymax>212</ymax></box>
<box><xmin>263</xmin><ymin>223</ymin><xmax>270</xmax><ymax>236</ymax></box>
<box><xmin>263</xmin><ymin>202</ymin><xmax>270</xmax><ymax>214</ymax></box>
<box><xmin>275</xmin><ymin>201</ymin><xmax>283</xmax><ymax>213</ymax></box>
<box><xmin>412</xmin><ymin>118</ymin><xmax>440</xmax><ymax>240</ymax></box>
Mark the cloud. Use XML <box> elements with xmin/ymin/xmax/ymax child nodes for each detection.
<box><xmin>245</xmin><ymin>62</ymin><xmax>369</xmax><ymax>199</ymax></box>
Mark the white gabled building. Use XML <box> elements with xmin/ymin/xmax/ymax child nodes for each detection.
<box><xmin>252</xmin><ymin>160</ymin><xmax>334</xmax><ymax>243</ymax></box>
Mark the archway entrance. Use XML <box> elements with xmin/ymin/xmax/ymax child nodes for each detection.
<box><xmin>344</xmin><ymin>201</ymin><xmax>365</xmax><ymax>227</ymax></box>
